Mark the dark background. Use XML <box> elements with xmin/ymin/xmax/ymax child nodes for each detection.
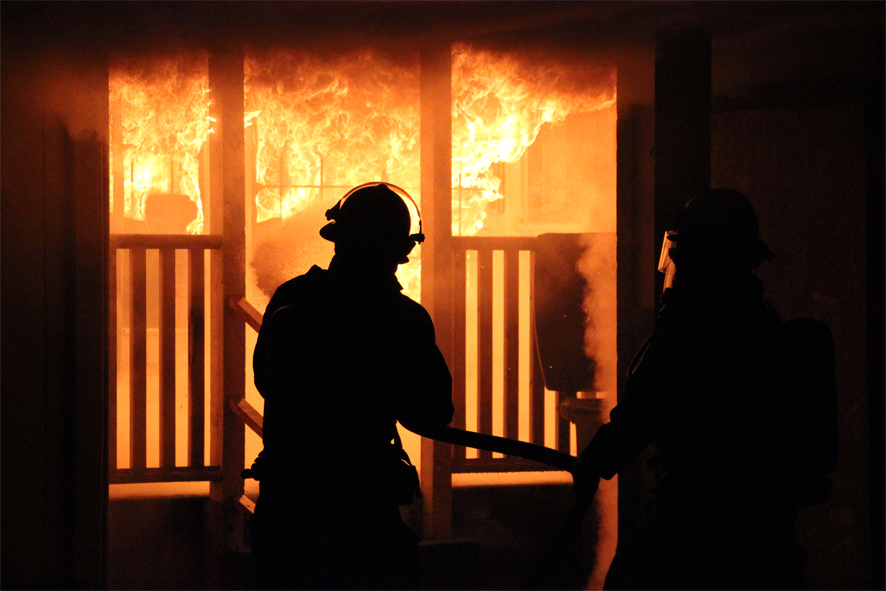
<box><xmin>2</xmin><ymin>2</ymin><xmax>883</xmax><ymax>589</ymax></box>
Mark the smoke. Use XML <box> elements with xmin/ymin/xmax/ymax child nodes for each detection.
<box><xmin>250</xmin><ymin>199</ymin><xmax>335</xmax><ymax>300</ymax></box>
<box><xmin>577</xmin><ymin>233</ymin><xmax>617</xmax><ymax>396</ymax></box>
<box><xmin>576</xmin><ymin>232</ymin><xmax>618</xmax><ymax>589</ymax></box>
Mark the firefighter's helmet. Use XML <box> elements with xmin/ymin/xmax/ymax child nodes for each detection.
<box><xmin>670</xmin><ymin>188</ymin><xmax>775</xmax><ymax>268</ymax></box>
<box><xmin>320</xmin><ymin>182</ymin><xmax>424</xmax><ymax>262</ymax></box>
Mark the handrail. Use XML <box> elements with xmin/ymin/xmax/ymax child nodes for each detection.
<box><xmin>228</xmin><ymin>296</ymin><xmax>263</xmax><ymax>333</ymax></box>
<box><xmin>226</xmin><ymin>295</ymin><xmax>577</xmax><ymax>473</ymax></box>
<box><xmin>111</xmin><ymin>233</ymin><xmax>224</xmax><ymax>249</ymax></box>
<box><xmin>229</xmin><ymin>397</ymin><xmax>263</xmax><ymax>438</ymax></box>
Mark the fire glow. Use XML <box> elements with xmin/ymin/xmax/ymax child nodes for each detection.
<box><xmin>109</xmin><ymin>45</ymin><xmax>618</xmax><ymax>583</ymax></box>
<box><xmin>451</xmin><ymin>43</ymin><xmax>616</xmax><ymax>236</ymax></box>
<box><xmin>110</xmin><ymin>56</ymin><xmax>210</xmax><ymax>234</ymax></box>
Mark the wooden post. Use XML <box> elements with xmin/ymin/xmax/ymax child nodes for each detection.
<box><xmin>616</xmin><ymin>44</ymin><xmax>657</xmax><ymax>551</ymax></box>
<box><xmin>654</xmin><ymin>30</ymin><xmax>712</xmax><ymax>301</ymax></box>
<box><xmin>420</xmin><ymin>41</ymin><xmax>453</xmax><ymax>539</ymax></box>
<box><xmin>208</xmin><ymin>46</ymin><xmax>247</xmax><ymax>564</ymax></box>
<box><xmin>71</xmin><ymin>87</ymin><xmax>110</xmax><ymax>587</ymax></box>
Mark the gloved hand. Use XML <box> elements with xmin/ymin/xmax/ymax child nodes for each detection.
<box><xmin>570</xmin><ymin>456</ymin><xmax>601</xmax><ymax>499</ymax></box>
<box><xmin>242</xmin><ymin>450</ymin><xmax>269</xmax><ymax>480</ymax></box>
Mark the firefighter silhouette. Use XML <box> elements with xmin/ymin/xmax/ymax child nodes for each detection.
<box><xmin>248</xmin><ymin>183</ymin><xmax>454</xmax><ymax>590</ymax></box>
<box><xmin>578</xmin><ymin>189</ymin><xmax>838</xmax><ymax>590</ymax></box>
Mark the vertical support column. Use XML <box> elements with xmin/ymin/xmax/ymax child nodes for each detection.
<box><xmin>208</xmin><ymin>46</ymin><xmax>246</xmax><ymax>552</ymax></box>
<box><xmin>72</xmin><ymin>62</ymin><xmax>110</xmax><ymax>584</ymax></box>
<box><xmin>420</xmin><ymin>41</ymin><xmax>453</xmax><ymax>539</ymax></box>
<box><xmin>654</xmin><ymin>30</ymin><xmax>711</xmax><ymax>300</ymax></box>
<box><xmin>204</xmin><ymin>61</ymin><xmax>225</xmax><ymax>472</ymax></box>
<box><xmin>616</xmin><ymin>44</ymin><xmax>657</xmax><ymax>549</ymax></box>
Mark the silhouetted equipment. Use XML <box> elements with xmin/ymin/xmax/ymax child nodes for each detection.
<box><xmin>533</xmin><ymin>233</ymin><xmax>595</xmax><ymax>393</ymax></box>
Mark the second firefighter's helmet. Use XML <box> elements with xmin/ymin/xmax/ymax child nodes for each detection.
<box><xmin>670</xmin><ymin>188</ymin><xmax>775</xmax><ymax>269</ymax></box>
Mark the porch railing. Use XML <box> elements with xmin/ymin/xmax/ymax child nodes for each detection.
<box><xmin>109</xmin><ymin>234</ymin><xmax>224</xmax><ymax>484</ymax></box>
<box><xmin>228</xmin><ymin>236</ymin><xmax>574</xmax><ymax>477</ymax></box>
<box><xmin>450</xmin><ymin>236</ymin><xmax>572</xmax><ymax>472</ymax></box>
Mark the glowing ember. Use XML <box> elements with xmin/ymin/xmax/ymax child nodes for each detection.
<box><xmin>451</xmin><ymin>43</ymin><xmax>616</xmax><ymax>236</ymax></box>
<box><xmin>110</xmin><ymin>56</ymin><xmax>210</xmax><ymax>234</ymax></box>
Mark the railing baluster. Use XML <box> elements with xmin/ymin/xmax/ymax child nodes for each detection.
<box><xmin>530</xmin><ymin>251</ymin><xmax>546</xmax><ymax>447</ymax></box>
<box><xmin>189</xmin><ymin>248</ymin><xmax>205</xmax><ymax>468</ymax></box>
<box><xmin>504</xmin><ymin>248</ymin><xmax>520</xmax><ymax>441</ymax></box>
<box><xmin>209</xmin><ymin>251</ymin><xmax>225</xmax><ymax>467</ymax></box>
<box><xmin>108</xmin><ymin>248</ymin><xmax>118</xmax><ymax>472</ymax></box>
<box><xmin>452</xmin><ymin>248</ymin><xmax>467</xmax><ymax>461</ymax></box>
<box><xmin>477</xmin><ymin>248</ymin><xmax>493</xmax><ymax>459</ymax></box>
<box><xmin>130</xmin><ymin>247</ymin><xmax>147</xmax><ymax>471</ymax></box>
<box><xmin>557</xmin><ymin>392</ymin><xmax>571</xmax><ymax>454</ymax></box>
<box><xmin>159</xmin><ymin>248</ymin><xmax>176</xmax><ymax>469</ymax></box>
<box><xmin>110</xmin><ymin>236</ymin><xmax>225</xmax><ymax>483</ymax></box>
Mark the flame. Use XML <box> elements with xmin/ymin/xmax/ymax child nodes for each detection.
<box><xmin>244</xmin><ymin>49</ymin><xmax>422</xmax><ymax>298</ymax></box>
<box><xmin>110</xmin><ymin>56</ymin><xmax>211</xmax><ymax>234</ymax></box>
<box><xmin>451</xmin><ymin>44</ymin><xmax>616</xmax><ymax>235</ymax></box>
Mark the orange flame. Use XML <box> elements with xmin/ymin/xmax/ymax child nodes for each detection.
<box><xmin>451</xmin><ymin>44</ymin><xmax>616</xmax><ymax>236</ymax></box>
<box><xmin>110</xmin><ymin>56</ymin><xmax>210</xmax><ymax>234</ymax></box>
<box><xmin>244</xmin><ymin>49</ymin><xmax>422</xmax><ymax>298</ymax></box>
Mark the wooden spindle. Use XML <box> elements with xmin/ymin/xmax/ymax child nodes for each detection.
<box><xmin>504</xmin><ymin>248</ymin><xmax>520</xmax><ymax>441</ymax></box>
<box><xmin>529</xmin><ymin>252</ymin><xmax>546</xmax><ymax>447</ymax></box>
<box><xmin>129</xmin><ymin>247</ymin><xmax>147</xmax><ymax>471</ymax></box>
<box><xmin>188</xmin><ymin>248</ymin><xmax>205</xmax><ymax>467</ymax></box>
<box><xmin>159</xmin><ymin>248</ymin><xmax>176</xmax><ymax>469</ymax></box>
<box><xmin>477</xmin><ymin>248</ymin><xmax>493</xmax><ymax>459</ymax></box>
<box><xmin>451</xmin><ymin>248</ymin><xmax>467</xmax><ymax>461</ymax></box>
<box><xmin>108</xmin><ymin>248</ymin><xmax>118</xmax><ymax>472</ymax></box>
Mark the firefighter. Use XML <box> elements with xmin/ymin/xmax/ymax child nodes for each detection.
<box><xmin>248</xmin><ymin>182</ymin><xmax>454</xmax><ymax>590</ymax></box>
<box><xmin>577</xmin><ymin>189</ymin><xmax>837</xmax><ymax>590</ymax></box>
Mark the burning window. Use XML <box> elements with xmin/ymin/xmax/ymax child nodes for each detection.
<box><xmin>109</xmin><ymin>54</ymin><xmax>219</xmax><ymax>477</ymax></box>
<box><xmin>451</xmin><ymin>43</ymin><xmax>616</xmax><ymax>237</ymax></box>
<box><xmin>110</xmin><ymin>55</ymin><xmax>210</xmax><ymax>235</ymax></box>
<box><xmin>107</xmin><ymin>44</ymin><xmax>617</xmax><ymax>486</ymax></box>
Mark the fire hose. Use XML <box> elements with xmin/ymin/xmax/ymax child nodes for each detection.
<box><xmin>402</xmin><ymin>424</ymin><xmax>577</xmax><ymax>471</ymax></box>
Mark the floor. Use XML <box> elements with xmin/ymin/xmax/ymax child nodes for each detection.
<box><xmin>107</xmin><ymin>482</ymin><xmax>597</xmax><ymax>590</ymax></box>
